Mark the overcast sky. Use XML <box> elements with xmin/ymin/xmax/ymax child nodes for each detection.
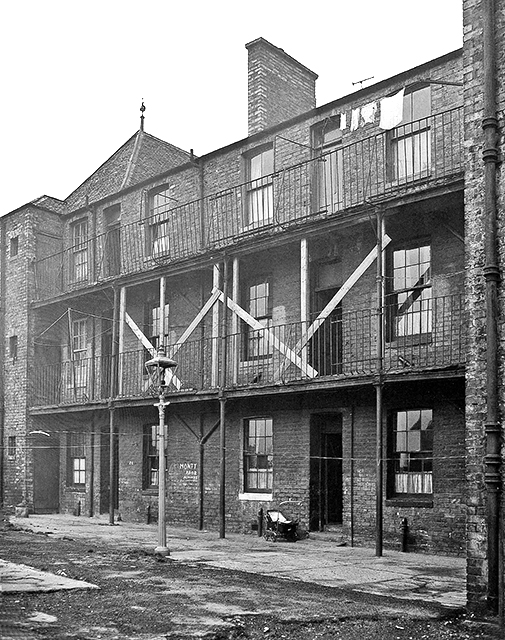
<box><xmin>1</xmin><ymin>1</ymin><xmax>463</xmax><ymax>216</ymax></box>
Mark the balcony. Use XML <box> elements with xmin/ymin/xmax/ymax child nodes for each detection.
<box><xmin>30</xmin><ymin>294</ymin><xmax>466</xmax><ymax>408</ymax></box>
<box><xmin>34</xmin><ymin>107</ymin><xmax>463</xmax><ymax>301</ymax></box>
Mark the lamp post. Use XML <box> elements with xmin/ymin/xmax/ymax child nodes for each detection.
<box><xmin>145</xmin><ymin>346</ymin><xmax>177</xmax><ymax>556</ymax></box>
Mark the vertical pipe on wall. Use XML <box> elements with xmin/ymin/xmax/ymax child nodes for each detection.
<box><xmin>219</xmin><ymin>258</ymin><xmax>229</xmax><ymax>539</ymax></box>
<box><xmin>350</xmin><ymin>405</ymin><xmax>355</xmax><ymax>547</ymax></box>
<box><xmin>199</xmin><ymin>415</ymin><xmax>205</xmax><ymax>531</ymax></box>
<box><xmin>482</xmin><ymin>0</ymin><xmax>501</xmax><ymax>615</ymax></box>
<box><xmin>375</xmin><ymin>210</ymin><xmax>385</xmax><ymax>558</ymax></box>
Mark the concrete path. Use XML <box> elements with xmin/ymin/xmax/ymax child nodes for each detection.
<box><xmin>0</xmin><ymin>558</ymin><xmax>98</xmax><ymax>593</ymax></box>
<box><xmin>7</xmin><ymin>514</ymin><xmax>466</xmax><ymax>609</ymax></box>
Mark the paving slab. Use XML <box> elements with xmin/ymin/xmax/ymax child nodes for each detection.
<box><xmin>7</xmin><ymin>514</ymin><xmax>466</xmax><ymax>609</ymax></box>
<box><xmin>0</xmin><ymin>558</ymin><xmax>99</xmax><ymax>593</ymax></box>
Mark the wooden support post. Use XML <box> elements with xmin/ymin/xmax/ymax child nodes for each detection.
<box><xmin>231</xmin><ymin>257</ymin><xmax>240</xmax><ymax>384</ymax></box>
<box><xmin>118</xmin><ymin>286</ymin><xmax>126</xmax><ymax>396</ymax></box>
<box><xmin>300</xmin><ymin>238</ymin><xmax>310</xmax><ymax>364</ymax></box>
<box><xmin>212</xmin><ymin>264</ymin><xmax>220</xmax><ymax>387</ymax></box>
<box><xmin>375</xmin><ymin>211</ymin><xmax>385</xmax><ymax>558</ymax></box>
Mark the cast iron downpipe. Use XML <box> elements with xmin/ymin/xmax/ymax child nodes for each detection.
<box><xmin>482</xmin><ymin>0</ymin><xmax>501</xmax><ymax>614</ymax></box>
<box><xmin>375</xmin><ymin>210</ymin><xmax>385</xmax><ymax>557</ymax></box>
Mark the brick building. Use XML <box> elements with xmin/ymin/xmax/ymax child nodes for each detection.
<box><xmin>0</xmin><ymin>14</ymin><xmax>502</xmax><ymax>616</ymax></box>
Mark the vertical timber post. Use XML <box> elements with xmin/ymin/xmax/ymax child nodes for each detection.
<box><xmin>219</xmin><ymin>258</ymin><xmax>229</xmax><ymax>538</ymax></box>
<box><xmin>375</xmin><ymin>210</ymin><xmax>385</xmax><ymax>557</ymax></box>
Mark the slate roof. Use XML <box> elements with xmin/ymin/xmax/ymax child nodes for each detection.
<box><xmin>64</xmin><ymin>131</ymin><xmax>192</xmax><ymax>213</ymax></box>
<box><xmin>31</xmin><ymin>195</ymin><xmax>66</xmax><ymax>214</ymax></box>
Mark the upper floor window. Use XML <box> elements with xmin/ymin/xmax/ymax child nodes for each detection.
<box><xmin>70</xmin><ymin>219</ymin><xmax>88</xmax><ymax>282</ymax></box>
<box><xmin>390</xmin><ymin>409</ymin><xmax>433</xmax><ymax>496</ymax></box>
<box><xmin>387</xmin><ymin>241</ymin><xmax>432</xmax><ymax>340</ymax></box>
<box><xmin>144</xmin><ymin>301</ymin><xmax>170</xmax><ymax>352</ymax></box>
<box><xmin>103</xmin><ymin>204</ymin><xmax>121</xmax><ymax>277</ymax></box>
<box><xmin>9</xmin><ymin>236</ymin><xmax>19</xmax><ymax>257</ymax></box>
<box><xmin>389</xmin><ymin>85</ymin><xmax>431</xmax><ymax>182</ymax></box>
<box><xmin>246</xmin><ymin>146</ymin><xmax>274</xmax><ymax>228</ymax></box>
<box><xmin>69</xmin><ymin>318</ymin><xmax>88</xmax><ymax>391</ymax></box>
<box><xmin>9</xmin><ymin>335</ymin><xmax>18</xmax><ymax>362</ymax></box>
<box><xmin>67</xmin><ymin>431</ymin><xmax>86</xmax><ymax>486</ymax></box>
<box><xmin>314</xmin><ymin>119</ymin><xmax>344</xmax><ymax>213</ymax></box>
<box><xmin>242</xmin><ymin>277</ymin><xmax>272</xmax><ymax>360</ymax></box>
<box><xmin>148</xmin><ymin>186</ymin><xmax>175</xmax><ymax>257</ymax></box>
<box><xmin>243</xmin><ymin>417</ymin><xmax>273</xmax><ymax>493</ymax></box>
<box><xmin>8</xmin><ymin>436</ymin><xmax>16</xmax><ymax>458</ymax></box>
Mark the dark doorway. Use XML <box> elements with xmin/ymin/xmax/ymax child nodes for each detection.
<box><xmin>310</xmin><ymin>287</ymin><xmax>343</xmax><ymax>376</ymax></box>
<box><xmin>309</xmin><ymin>414</ymin><xmax>343</xmax><ymax>531</ymax></box>
<box><xmin>33</xmin><ymin>433</ymin><xmax>59</xmax><ymax>513</ymax></box>
<box><xmin>103</xmin><ymin>205</ymin><xmax>121</xmax><ymax>277</ymax></box>
<box><xmin>101</xmin><ymin>312</ymin><xmax>113</xmax><ymax>398</ymax></box>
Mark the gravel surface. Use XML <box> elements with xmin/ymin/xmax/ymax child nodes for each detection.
<box><xmin>0</xmin><ymin>516</ymin><xmax>501</xmax><ymax>640</ymax></box>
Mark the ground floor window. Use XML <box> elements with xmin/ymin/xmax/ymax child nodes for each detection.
<box><xmin>391</xmin><ymin>409</ymin><xmax>433</xmax><ymax>495</ymax></box>
<box><xmin>143</xmin><ymin>424</ymin><xmax>167</xmax><ymax>489</ymax></box>
<box><xmin>67</xmin><ymin>432</ymin><xmax>86</xmax><ymax>486</ymax></box>
<box><xmin>243</xmin><ymin>417</ymin><xmax>273</xmax><ymax>492</ymax></box>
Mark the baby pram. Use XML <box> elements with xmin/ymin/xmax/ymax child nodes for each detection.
<box><xmin>264</xmin><ymin>508</ymin><xmax>298</xmax><ymax>542</ymax></box>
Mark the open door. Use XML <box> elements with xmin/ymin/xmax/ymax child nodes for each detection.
<box><xmin>32</xmin><ymin>433</ymin><xmax>60</xmax><ymax>513</ymax></box>
<box><xmin>309</xmin><ymin>414</ymin><xmax>343</xmax><ymax>531</ymax></box>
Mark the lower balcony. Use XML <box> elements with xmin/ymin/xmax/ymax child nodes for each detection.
<box><xmin>30</xmin><ymin>294</ymin><xmax>466</xmax><ymax>408</ymax></box>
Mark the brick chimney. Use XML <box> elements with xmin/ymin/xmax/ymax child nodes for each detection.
<box><xmin>246</xmin><ymin>38</ymin><xmax>318</xmax><ymax>136</ymax></box>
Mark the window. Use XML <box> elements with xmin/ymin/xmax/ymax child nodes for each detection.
<box><xmin>243</xmin><ymin>418</ymin><xmax>273</xmax><ymax>492</ymax></box>
<box><xmin>145</xmin><ymin>301</ymin><xmax>170</xmax><ymax>351</ymax></box>
<box><xmin>148</xmin><ymin>186</ymin><xmax>175</xmax><ymax>257</ymax></box>
<box><xmin>387</xmin><ymin>242</ymin><xmax>432</xmax><ymax>339</ymax></box>
<box><xmin>315</xmin><ymin>119</ymin><xmax>344</xmax><ymax>213</ymax></box>
<box><xmin>68</xmin><ymin>432</ymin><xmax>86</xmax><ymax>486</ymax></box>
<box><xmin>10</xmin><ymin>236</ymin><xmax>19</xmax><ymax>257</ymax></box>
<box><xmin>246</xmin><ymin>146</ymin><xmax>274</xmax><ymax>228</ymax></box>
<box><xmin>143</xmin><ymin>424</ymin><xmax>167</xmax><ymax>489</ymax></box>
<box><xmin>69</xmin><ymin>318</ymin><xmax>88</xmax><ymax>390</ymax></box>
<box><xmin>389</xmin><ymin>86</ymin><xmax>431</xmax><ymax>182</ymax></box>
<box><xmin>8</xmin><ymin>436</ymin><xmax>16</xmax><ymax>458</ymax></box>
<box><xmin>242</xmin><ymin>277</ymin><xmax>272</xmax><ymax>359</ymax></box>
<box><xmin>70</xmin><ymin>219</ymin><xmax>89</xmax><ymax>282</ymax></box>
<box><xmin>103</xmin><ymin>204</ymin><xmax>121</xmax><ymax>277</ymax></box>
<box><xmin>392</xmin><ymin>409</ymin><xmax>433</xmax><ymax>495</ymax></box>
<box><xmin>9</xmin><ymin>335</ymin><xmax>18</xmax><ymax>361</ymax></box>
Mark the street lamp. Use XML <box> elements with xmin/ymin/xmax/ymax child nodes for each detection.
<box><xmin>145</xmin><ymin>346</ymin><xmax>177</xmax><ymax>556</ymax></box>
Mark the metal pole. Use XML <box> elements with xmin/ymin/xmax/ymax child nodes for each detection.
<box><xmin>219</xmin><ymin>258</ymin><xmax>229</xmax><ymax>539</ymax></box>
<box><xmin>155</xmin><ymin>395</ymin><xmax>170</xmax><ymax>556</ymax></box>
<box><xmin>375</xmin><ymin>210</ymin><xmax>384</xmax><ymax>557</ymax></box>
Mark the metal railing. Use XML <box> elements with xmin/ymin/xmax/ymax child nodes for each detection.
<box><xmin>31</xmin><ymin>294</ymin><xmax>466</xmax><ymax>407</ymax></box>
<box><xmin>34</xmin><ymin>108</ymin><xmax>463</xmax><ymax>300</ymax></box>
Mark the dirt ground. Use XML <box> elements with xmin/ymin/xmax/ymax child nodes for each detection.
<box><xmin>0</xmin><ymin>517</ymin><xmax>501</xmax><ymax>640</ymax></box>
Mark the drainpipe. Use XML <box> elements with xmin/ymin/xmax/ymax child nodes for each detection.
<box><xmin>0</xmin><ymin>218</ymin><xmax>6</xmax><ymax>507</ymax></box>
<box><xmin>375</xmin><ymin>210</ymin><xmax>385</xmax><ymax>558</ymax></box>
<box><xmin>219</xmin><ymin>258</ymin><xmax>229</xmax><ymax>539</ymax></box>
<box><xmin>482</xmin><ymin>0</ymin><xmax>501</xmax><ymax>615</ymax></box>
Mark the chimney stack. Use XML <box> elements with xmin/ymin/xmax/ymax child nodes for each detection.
<box><xmin>246</xmin><ymin>38</ymin><xmax>318</xmax><ymax>136</ymax></box>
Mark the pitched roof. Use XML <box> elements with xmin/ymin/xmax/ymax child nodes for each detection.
<box><xmin>31</xmin><ymin>195</ymin><xmax>66</xmax><ymax>214</ymax></box>
<box><xmin>64</xmin><ymin>131</ymin><xmax>192</xmax><ymax>213</ymax></box>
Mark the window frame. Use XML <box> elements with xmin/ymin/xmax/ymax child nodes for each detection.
<box><xmin>243</xmin><ymin>417</ymin><xmax>273</xmax><ymax>494</ymax></box>
<box><xmin>313</xmin><ymin>118</ymin><xmax>344</xmax><ymax>213</ymax></box>
<box><xmin>388</xmin><ymin>408</ymin><xmax>434</xmax><ymax>501</ymax></box>
<box><xmin>9</xmin><ymin>335</ymin><xmax>18</xmax><ymax>362</ymax></box>
<box><xmin>387</xmin><ymin>84</ymin><xmax>432</xmax><ymax>183</ymax></box>
<box><xmin>147</xmin><ymin>185</ymin><xmax>175</xmax><ymax>257</ymax></box>
<box><xmin>241</xmin><ymin>275</ymin><xmax>273</xmax><ymax>361</ymax></box>
<box><xmin>9</xmin><ymin>236</ymin><xmax>19</xmax><ymax>257</ymax></box>
<box><xmin>67</xmin><ymin>432</ymin><xmax>86</xmax><ymax>487</ymax></box>
<box><xmin>142</xmin><ymin>424</ymin><xmax>167</xmax><ymax>490</ymax></box>
<box><xmin>8</xmin><ymin>436</ymin><xmax>16</xmax><ymax>459</ymax></box>
<box><xmin>70</xmin><ymin>218</ymin><xmax>89</xmax><ymax>283</ymax></box>
<box><xmin>244</xmin><ymin>145</ymin><xmax>274</xmax><ymax>229</ymax></box>
<box><xmin>386</xmin><ymin>239</ymin><xmax>432</xmax><ymax>342</ymax></box>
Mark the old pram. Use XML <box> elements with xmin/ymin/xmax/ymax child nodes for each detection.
<box><xmin>263</xmin><ymin>508</ymin><xmax>298</xmax><ymax>542</ymax></box>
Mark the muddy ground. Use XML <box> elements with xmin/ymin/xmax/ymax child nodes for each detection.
<box><xmin>0</xmin><ymin>518</ymin><xmax>501</xmax><ymax>640</ymax></box>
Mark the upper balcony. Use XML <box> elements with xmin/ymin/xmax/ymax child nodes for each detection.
<box><xmin>30</xmin><ymin>292</ymin><xmax>466</xmax><ymax>410</ymax></box>
<box><xmin>34</xmin><ymin>107</ymin><xmax>463</xmax><ymax>302</ymax></box>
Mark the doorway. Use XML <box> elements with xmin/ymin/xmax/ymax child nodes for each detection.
<box><xmin>309</xmin><ymin>414</ymin><xmax>343</xmax><ymax>531</ymax></box>
<box><xmin>32</xmin><ymin>433</ymin><xmax>60</xmax><ymax>513</ymax></box>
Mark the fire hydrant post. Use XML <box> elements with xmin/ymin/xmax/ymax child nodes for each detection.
<box><xmin>401</xmin><ymin>517</ymin><xmax>409</xmax><ymax>552</ymax></box>
<box><xmin>258</xmin><ymin>508</ymin><xmax>264</xmax><ymax>537</ymax></box>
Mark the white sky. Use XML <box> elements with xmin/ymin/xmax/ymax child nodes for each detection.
<box><xmin>0</xmin><ymin>0</ymin><xmax>463</xmax><ymax>216</ymax></box>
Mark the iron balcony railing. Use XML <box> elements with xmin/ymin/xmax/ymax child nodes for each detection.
<box><xmin>31</xmin><ymin>294</ymin><xmax>466</xmax><ymax>407</ymax></box>
<box><xmin>33</xmin><ymin>108</ymin><xmax>463</xmax><ymax>301</ymax></box>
